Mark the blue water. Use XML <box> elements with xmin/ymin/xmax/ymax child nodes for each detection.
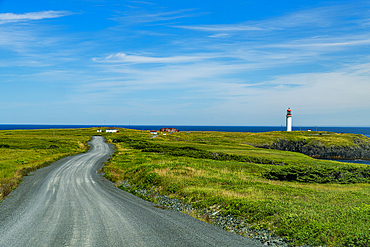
<box><xmin>0</xmin><ymin>124</ymin><xmax>101</xmax><ymax>130</ymax></box>
<box><xmin>122</xmin><ymin>125</ymin><xmax>370</xmax><ymax>137</ymax></box>
<box><xmin>1</xmin><ymin>124</ymin><xmax>370</xmax><ymax>137</ymax></box>
<box><xmin>332</xmin><ymin>159</ymin><xmax>370</xmax><ymax>165</ymax></box>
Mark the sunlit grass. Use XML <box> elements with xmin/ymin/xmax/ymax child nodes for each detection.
<box><xmin>0</xmin><ymin>128</ymin><xmax>94</xmax><ymax>199</ymax></box>
<box><xmin>103</xmin><ymin>129</ymin><xmax>370</xmax><ymax>246</ymax></box>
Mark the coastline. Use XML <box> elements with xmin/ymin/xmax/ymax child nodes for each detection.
<box><xmin>1</xmin><ymin>124</ymin><xmax>370</xmax><ymax>137</ymax></box>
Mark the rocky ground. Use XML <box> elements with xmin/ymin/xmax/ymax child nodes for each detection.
<box><xmin>118</xmin><ymin>180</ymin><xmax>295</xmax><ymax>247</ymax></box>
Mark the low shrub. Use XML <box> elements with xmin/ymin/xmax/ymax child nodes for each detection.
<box><xmin>113</xmin><ymin>138</ymin><xmax>275</xmax><ymax>165</ymax></box>
<box><xmin>263</xmin><ymin>165</ymin><xmax>370</xmax><ymax>183</ymax></box>
<box><xmin>144</xmin><ymin>172</ymin><xmax>162</xmax><ymax>186</ymax></box>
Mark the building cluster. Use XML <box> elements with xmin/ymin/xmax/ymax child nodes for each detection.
<box><xmin>149</xmin><ymin>127</ymin><xmax>178</xmax><ymax>138</ymax></box>
<box><xmin>160</xmin><ymin>128</ymin><xmax>178</xmax><ymax>132</ymax></box>
<box><xmin>95</xmin><ymin>127</ymin><xmax>178</xmax><ymax>135</ymax></box>
<box><xmin>96</xmin><ymin>127</ymin><xmax>119</xmax><ymax>133</ymax></box>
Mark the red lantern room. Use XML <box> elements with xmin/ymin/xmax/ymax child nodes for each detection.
<box><xmin>287</xmin><ymin>108</ymin><xmax>292</xmax><ymax>117</ymax></box>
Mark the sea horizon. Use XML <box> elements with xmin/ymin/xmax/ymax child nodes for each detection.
<box><xmin>1</xmin><ymin>124</ymin><xmax>370</xmax><ymax>136</ymax></box>
<box><xmin>1</xmin><ymin>124</ymin><xmax>370</xmax><ymax>165</ymax></box>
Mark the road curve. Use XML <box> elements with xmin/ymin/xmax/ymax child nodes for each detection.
<box><xmin>0</xmin><ymin>136</ymin><xmax>263</xmax><ymax>247</ymax></box>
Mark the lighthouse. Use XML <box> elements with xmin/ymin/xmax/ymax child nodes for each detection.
<box><xmin>286</xmin><ymin>108</ymin><xmax>292</xmax><ymax>131</ymax></box>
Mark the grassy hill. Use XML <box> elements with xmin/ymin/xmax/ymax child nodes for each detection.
<box><xmin>103</xmin><ymin>129</ymin><xmax>370</xmax><ymax>246</ymax></box>
<box><xmin>1</xmin><ymin>128</ymin><xmax>369</xmax><ymax>246</ymax></box>
<box><xmin>0</xmin><ymin>128</ymin><xmax>92</xmax><ymax>199</ymax></box>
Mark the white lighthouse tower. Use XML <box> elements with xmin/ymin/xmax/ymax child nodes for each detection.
<box><xmin>286</xmin><ymin>108</ymin><xmax>292</xmax><ymax>131</ymax></box>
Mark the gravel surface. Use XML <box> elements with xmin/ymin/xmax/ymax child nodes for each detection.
<box><xmin>119</xmin><ymin>181</ymin><xmax>292</xmax><ymax>247</ymax></box>
<box><xmin>0</xmin><ymin>136</ymin><xmax>264</xmax><ymax>247</ymax></box>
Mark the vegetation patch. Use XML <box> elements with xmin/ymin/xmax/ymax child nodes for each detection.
<box><xmin>2</xmin><ymin>127</ymin><xmax>369</xmax><ymax>246</ymax></box>
<box><xmin>103</xmin><ymin>128</ymin><xmax>370</xmax><ymax>246</ymax></box>
<box><xmin>0</xmin><ymin>128</ymin><xmax>94</xmax><ymax>200</ymax></box>
<box><xmin>263</xmin><ymin>165</ymin><xmax>370</xmax><ymax>184</ymax></box>
<box><xmin>113</xmin><ymin>135</ymin><xmax>370</xmax><ymax>184</ymax></box>
<box><xmin>113</xmin><ymin>137</ymin><xmax>284</xmax><ymax>165</ymax></box>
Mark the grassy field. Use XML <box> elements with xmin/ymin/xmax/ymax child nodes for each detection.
<box><xmin>1</xmin><ymin>127</ymin><xmax>370</xmax><ymax>246</ymax></box>
<box><xmin>0</xmin><ymin>128</ymin><xmax>94</xmax><ymax>200</ymax></box>
<box><xmin>158</xmin><ymin>129</ymin><xmax>369</xmax><ymax>147</ymax></box>
<box><xmin>102</xmin><ymin>129</ymin><xmax>370</xmax><ymax>246</ymax></box>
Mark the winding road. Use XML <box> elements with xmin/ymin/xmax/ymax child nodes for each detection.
<box><xmin>0</xmin><ymin>136</ymin><xmax>262</xmax><ymax>246</ymax></box>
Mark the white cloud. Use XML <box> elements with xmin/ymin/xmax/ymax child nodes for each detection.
<box><xmin>271</xmin><ymin>36</ymin><xmax>370</xmax><ymax>49</ymax></box>
<box><xmin>173</xmin><ymin>6</ymin><xmax>338</xmax><ymax>34</ymax></box>
<box><xmin>0</xmin><ymin>11</ymin><xmax>73</xmax><ymax>24</ymax></box>
<box><xmin>110</xmin><ymin>9</ymin><xmax>199</xmax><ymax>25</ymax></box>
<box><xmin>93</xmin><ymin>52</ymin><xmax>214</xmax><ymax>64</ymax></box>
<box><xmin>173</xmin><ymin>24</ymin><xmax>263</xmax><ymax>32</ymax></box>
<box><xmin>173</xmin><ymin>4</ymin><xmax>362</xmax><ymax>38</ymax></box>
<box><xmin>128</xmin><ymin>1</ymin><xmax>155</xmax><ymax>5</ymax></box>
<box><xmin>249</xmin><ymin>68</ymin><xmax>370</xmax><ymax>115</ymax></box>
<box><xmin>2</xmin><ymin>2</ymin><xmax>370</xmax><ymax>125</ymax></box>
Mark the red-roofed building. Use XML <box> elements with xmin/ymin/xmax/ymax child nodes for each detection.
<box><xmin>160</xmin><ymin>128</ymin><xmax>178</xmax><ymax>132</ymax></box>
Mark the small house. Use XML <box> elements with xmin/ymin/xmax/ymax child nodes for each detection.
<box><xmin>160</xmin><ymin>127</ymin><xmax>178</xmax><ymax>132</ymax></box>
<box><xmin>97</xmin><ymin>129</ymin><xmax>102</xmax><ymax>133</ymax></box>
<box><xmin>106</xmin><ymin>127</ymin><xmax>119</xmax><ymax>133</ymax></box>
<box><xmin>150</xmin><ymin>130</ymin><xmax>157</xmax><ymax>135</ymax></box>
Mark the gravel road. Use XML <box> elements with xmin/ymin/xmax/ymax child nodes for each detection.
<box><xmin>0</xmin><ymin>136</ymin><xmax>263</xmax><ymax>247</ymax></box>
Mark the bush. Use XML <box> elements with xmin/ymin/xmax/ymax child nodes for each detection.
<box><xmin>263</xmin><ymin>165</ymin><xmax>370</xmax><ymax>184</ymax></box>
<box><xmin>144</xmin><ymin>172</ymin><xmax>162</xmax><ymax>186</ymax></box>
<box><xmin>167</xmin><ymin>183</ymin><xmax>181</xmax><ymax>194</ymax></box>
<box><xmin>115</xmin><ymin>138</ymin><xmax>276</xmax><ymax>165</ymax></box>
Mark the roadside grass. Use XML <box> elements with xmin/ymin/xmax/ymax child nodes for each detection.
<box><xmin>0</xmin><ymin>128</ymin><xmax>94</xmax><ymax>199</ymax></box>
<box><xmin>103</xmin><ymin>128</ymin><xmax>370</xmax><ymax>246</ymax></box>
<box><xmin>2</xmin><ymin>127</ymin><xmax>368</xmax><ymax>245</ymax></box>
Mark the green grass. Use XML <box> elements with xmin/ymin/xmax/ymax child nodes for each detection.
<box><xmin>1</xmin><ymin>127</ymin><xmax>369</xmax><ymax>246</ymax></box>
<box><xmin>154</xmin><ymin>129</ymin><xmax>369</xmax><ymax>147</ymax></box>
<box><xmin>103</xmin><ymin>128</ymin><xmax>370</xmax><ymax>246</ymax></box>
<box><xmin>0</xmin><ymin>128</ymin><xmax>94</xmax><ymax>199</ymax></box>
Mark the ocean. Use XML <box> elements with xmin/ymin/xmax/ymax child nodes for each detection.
<box><xmin>120</xmin><ymin>125</ymin><xmax>370</xmax><ymax>137</ymax></box>
<box><xmin>331</xmin><ymin>159</ymin><xmax>370</xmax><ymax>165</ymax></box>
<box><xmin>1</xmin><ymin>124</ymin><xmax>370</xmax><ymax>136</ymax></box>
<box><xmin>1</xmin><ymin>124</ymin><xmax>369</xmax><ymax>165</ymax></box>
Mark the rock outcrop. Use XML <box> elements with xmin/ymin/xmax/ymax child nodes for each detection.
<box><xmin>256</xmin><ymin>138</ymin><xmax>370</xmax><ymax>160</ymax></box>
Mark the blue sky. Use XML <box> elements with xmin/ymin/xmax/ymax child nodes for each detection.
<box><xmin>1</xmin><ymin>0</ymin><xmax>370</xmax><ymax>126</ymax></box>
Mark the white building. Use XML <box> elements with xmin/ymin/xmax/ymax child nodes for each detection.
<box><xmin>286</xmin><ymin>108</ymin><xmax>292</xmax><ymax>132</ymax></box>
<box><xmin>106</xmin><ymin>128</ymin><xmax>119</xmax><ymax>133</ymax></box>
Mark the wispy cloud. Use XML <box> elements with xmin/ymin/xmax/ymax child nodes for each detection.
<box><xmin>0</xmin><ymin>11</ymin><xmax>73</xmax><ymax>24</ymax></box>
<box><xmin>2</xmin><ymin>1</ymin><xmax>370</xmax><ymax>125</ymax></box>
<box><xmin>174</xmin><ymin>24</ymin><xmax>263</xmax><ymax>32</ymax></box>
<box><xmin>270</xmin><ymin>35</ymin><xmax>370</xmax><ymax>49</ymax></box>
<box><xmin>128</xmin><ymin>1</ymin><xmax>155</xmax><ymax>5</ymax></box>
<box><xmin>93</xmin><ymin>52</ymin><xmax>214</xmax><ymax>64</ymax></box>
<box><xmin>173</xmin><ymin>4</ymin><xmax>357</xmax><ymax>34</ymax></box>
<box><xmin>110</xmin><ymin>9</ymin><xmax>201</xmax><ymax>25</ymax></box>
